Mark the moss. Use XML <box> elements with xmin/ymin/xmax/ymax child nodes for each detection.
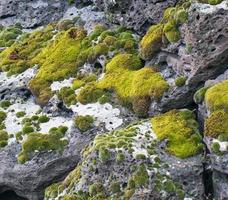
<box><xmin>98</xmin><ymin>54</ymin><xmax>169</xmax><ymax>111</ymax></box>
<box><xmin>205</xmin><ymin>80</ymin><xmax>228</xmax><ymax>112</ymax></box>
<box><xmin>194</xmin><ymin>87</ymin><xmax>210</xmax><ymax>104</ymax></box>
<box><xmin>218</xmin><ymin>133</ymin><xmax>228</xmax><ymax>142</ymax></box>
<box><xmin>57</xmin><ymin>87</ymin><xmax>76</xmax><ymax>106</ymax></box>
<box><xmin>198</xmin><ymin>0</ymin><xmax>223</xmax><ymax>5</ymax></box>
<box><xmin>0</xmin><ymin>24</ymin><xmax>55</xmax><ymax>75</ymax></box>
<box><xmin>132</xmin><ymin>96</ymin><xmax>150</xmax><ymax>118</ymax></box>
<box><xmin>132</xmin><ymin>164</ymin><xmax>149</xmax><ymax>187</ymax></box>
<box><xmin>140</xmin><ymin>24</ymin><xmax>164</xmax><ymax>60</ymax></box>
<box><xmin>16</xmin><ymin>111</ymin><xmax>26</xmax><ymax>118</ymax></box>
<box><xmin>22</xmin><ymin>126</ymin><xmax>34</xmax><ymax>134</ymax></box>
<box><xmin>18</xmin><ymin>132</ymin><xmax>68</xmax><ymax>163</ymax></box>
<box><xmin>77</xmin><ymin>83</ymin><xmax>105</xmax><ymax>104</ymax></box>
<box><xmin>99</xmin><ymin>147</ymin><xmax>110</xmax><ymax>163</ymax></box>
<box><xmin>163</xmin><ymin>21</ymin><xmax>180</xmax><ymax>43</ymax></box>
<box><xmin>89</xmin><ymin>183</ymin><xmax>104</xmax><ymax>196</ymax></box>
<box><xmin>151</xmin><ymin>109</ymin><xmax>203</xmax><ymax>158</ymax></box>
<box><xmin>0</xmin><ymin>111</ymin><xmax>7</xmax><ymax>123</ymax></box>
<box><xmin>116</xmin><ymin>152</ymin><xmax>125</xmax><ymax>162</ymax></box>
<box><xmin>45</xmin><ymin>182</ymin><xmax>61</xmax><ymax>199</ymax></box>
<box><xmin>212</xmin><ymin>142</ymin><xmax>220</xmax><ymax>154</ymax></box>
<box><xmin>175</xmin><ymin>76</ymin><xmax>187</xmax><ymax>87</ymax></box>
<box><xmin>204</xmin><ymin>110</ymin><xmax>228</xmax><ymax>138</ymax></box>
<box><xmin>0</xmin><ymin>100</ymin><xmax>11</xmax><ymax>109</ymax></box>
<box><xmin>38</xmin><ymin>115</ymin><xmax>50</xmax><ymax>123</ymax></box>
<box><xmin>74</xmin><ymin>115</ymin><xmax>94</xmax><ymax>132</ymax></box>
<box><xmin>135</xmin><ymin>154</ymin><xmax>147</xmax><ymax>160</ymax></box>
<box><xmin>57</xmin><ymin>19</ymin><xmax>74</xmax><ymax>31</ymax></box>
<box><xmin>109</xmin><ymin>181</ymin><xmax>121</xmax><ymax>194</ymax></box>
<box><xmin>0</xmin><ymin>130</ymin><xmax>8</xmax><ymax>148</ymax></box>
<box><xmin>98</xmin><ymin>94</ymin><xmax>109</xmax><ymax>104</ymax></box>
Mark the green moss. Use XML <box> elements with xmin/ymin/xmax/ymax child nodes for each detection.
<box><xmin>116</xmin><ymin>152</ymin><xmax>125</xmax><ymax>162</ymax></box>
<box><xmin>77</xmin><ymin>83</ymin><xmax>105</xmax><ymax>104</ymax></box>
<box><xmin>135</xmin><ymin>154</ymin><xmax>147</xmax><ymax>160</ymax></box>
<box><xmin>132</xmin><ymin>164</ymin><xmax>149</xmax><ymax>187</ymax></box>
<box><xmin>175</xmin><ymin>76</ymin><xmax>187</xmax><ymax>87</ymax></box>
<box><xmin>0</xmin><ymin>100</ymin><xmax>11</xmax><ymax>109</ymax></box>
<box><xmin>109</xmin><ymin>181</ymin><xmax>121</xmax><ymax>194</ymax></box>
<box><xmin>89</xmin><ymin>183</ymin><xmax>104</xmax><ymax>196</ymax></box>
<box><xmin>22</xmin><ymin>125</ymin><xmax>34</xmax><ymax>134</ymax></box>
<box><xmin>212</xmin><ymin>142</ymin><xmax>220</xmax><ymax>154</ymax></box>
<box><xmin>0</xmin><ymin>130</ymin><xmax>8</xmax><ymax>148</ymax></box>
<box><xmin>205</xmin><ymin>80</ymin><xmax>228</xmax><ymax>112</ymax></box>
<box><xmin>204</xmin><ymin>110</ymin><xmax>228</xmax><ymax>138</ymax></box>
<box><xmin>99</xmin><ymin>147</ymin><xmax>110</xmax><ymax>163</ymax></box>
<box><xmin>45</xmin><ymin>182</ymin><xmax>61</xmax><ymax>199</ymax></box>
<box><xmin>218</xmin><ymin>133</ymin><xmax>228</xmax><ymax>142</ymax></box>
<box><xmin>0</xmin><ymin>111</ymin><xmax>7</xmax><ymax>123</ymax></box>
<box><xmin>198</xmin><ymin>0</ymin><xmax>223</xmax><ymax>5</ymax></box>
<box><xmin>0</xmin><ymin>24</ymin><xmax>55</xmax><ymax>75</ymax></box>
<box><xmin>38</xmin><ymin>115</ymin><xmax>50</xmax><ymax>123</ymax></box>
<box><xmin>194</xmin><ymin>87</ymin><xmax>210</xmax><ymax>104</ymax></box>
<box><xmin>16</xmin><ymin>111</ymin><xmax>26</xmax><ymax>118</ymax></box>
<box><xmin>18</xmin><ymin>132</ymin><xmax>68</xmax><ymax>164</ymax></box>
<box><xmin>57</xmin><ymin>87</ymin><xmax>76</xmax><ymax>106</ymax></box>
<box><xmin>74</xmin><ymin>115</ymin><xmax>94</xmax><ymax>132</ymax></box>
<box><xmin>140</xmin><ymin>24</ymin><xmax>164</xmax><ymax>60</ymax></box>
<box><xmin>163</xmin><ymin>21</ymin><xmax>180</xmax><ymax>43</ymax></box>
<box><xmin>98</xmin><ymin>94</ymin><xmax>109</xmax><ymax>104</ymax></box>
<box><xmin>98</xmin><ymin>54</ymin><xmax>169</xmax><ymax>111</ymax></box>
<box><xmin>151</xmin><ymin>109</ymin><xmax>203</xmax><ymax>158</ymax></box>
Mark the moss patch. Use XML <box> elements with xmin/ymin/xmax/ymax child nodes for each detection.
<box><xmin>74</xmin><ymin>115</ymin><xmax>94</xmax><ymax>132</ymax></box>
<box><xmin>98</xmin><ymin>54</ymin><xmax>169</xmax><ymax>114</ymax></box>
<box><xmin>151</xmin><ymin>109</ymin><xmax>203</xmax><ymax>158</ymax></box>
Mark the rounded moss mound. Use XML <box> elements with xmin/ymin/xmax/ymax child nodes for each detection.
<box><xmin>151</xmin><ymin>109</ymin><xmax>203</xmax><ymax>158</ymax></box>
<box><xmin>74</xmin><ymin>115</ymin><xmax>94</xmax><ymax>132</ymax></box>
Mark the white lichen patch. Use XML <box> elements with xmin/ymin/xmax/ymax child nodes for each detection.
<box><xmin>0</xmin><ymin>67</ymin><xmax>37</xmax><ymax>88</ymax></box>
<box><xmin>131</xmin><ymin>122</ymin><xmax>156</xmax><ymax>158</ymax></box>
<box><xmin>50</xmin><ymin>78</ymin><xmax>74</xmax><ymax>91</ymax></box>
<box><xmin>3</xmin><ymin>98</ymin><xmax>40</xmax><ymax>135</ymax></box>
<box><xmin>194</xmin><ymin>0</ymin><xmax>228</xmax><ymax>14</ymax></box>
<box><xmin>70</xmin><ymin>102</ymin><xmax>123</xmax><ymax>131</ymax></box>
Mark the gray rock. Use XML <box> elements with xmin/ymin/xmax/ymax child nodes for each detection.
<box><xmin>92</xmin><ymin>0</ymin><xmax>178</xmax><ymax>33</ymax></box>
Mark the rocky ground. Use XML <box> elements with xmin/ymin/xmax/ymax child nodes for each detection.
<box><xmin>0</xmin><ymin>0</ymin><xmax>227</xmax><ymax>200</ymax></box>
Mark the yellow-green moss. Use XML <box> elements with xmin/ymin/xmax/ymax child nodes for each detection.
<box><xmin>18</xmin><ymin>132</ymin><xmax>68</xmax><ymax>164</ymax></box>
<box><xmin>98</xmin><ymin>54</ymin><xmax>169</xmax><ymax>112</ymax></box>
<box><xmin>175</xmin><ymin>76</ymin><xmax>187</xmax><ymax>87</ymax></box>
<box><xmin>0</xmin><ymin>24</ymin><xmax>56</xmax><ymax>75</ymax></box>
<box><xmin>57</xmin><ymin>87</ymin><xmax>76</xmax><ymax>106</ymax></box>
<box><xmin>204</xmin><ymin>109</ymin><xmax>228</xmax><ymax>138</ymax></box>
<box><xmin>205</xmin><ymin>80</ymin><xmax>228</xmax><ymax>112</ymax></box>
<box><xmin>198</xmin><ymin>0</ymin><xmax>223</xmax><ymax>5</ymax></box>
<box><xmin>74</xmin><ymin>115</ymin><xmax>94</xmax><ymax>132</ymax></box>
<box><xmin>0</xmin><ymin>130</ymin><xmax>8</xmax><ymax>148</ymax></box>
<box><xmin>140</xmin><ymin>24</ymin><xmax>164</xmax><ymax>60</ymax></box>
<box><xmin>151</xmin><ymin>109</ymin><xmax>203</xmax><ymax>158</ymax></box>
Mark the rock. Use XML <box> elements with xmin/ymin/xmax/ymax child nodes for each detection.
<box><xmin>92</xmin><ymin>0</ymin><xmax>178</xmax><ymax>33</ymax></box>
<box><xmin>196</xmin><ymin>69</ymin><xmax>228</xmax><ymax>200</ymax></box>
<box><xmin>0</xmin><ymin>0</ymin><xmax>67</xmax><ymax>28</ymax></box>
<box><xmin>147</xmin><ymin>1</ymin><xmax>228</xmax><ymax>115</ymax></box>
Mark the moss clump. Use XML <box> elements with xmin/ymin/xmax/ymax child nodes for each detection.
<box><xmin>205</xmin><ymin>110</ymin><xmax>228</xmax><ymax>138</ymax></box>
<box><xmin>0</xmin><ymin>25</ymin><xmax>23</xmax><ymax>48</ymax></box>
<box><xmin>194</xmin><ymin>86</ymin><xmax>210</xmax><ymax>104</ymax></box>
<box><xmin>198</xmin><ymin>0</ymin><xmax>223</xmax><ymax>5</ymax></box>
<box><xmin>72</xmin><ymin>74</ymin><xmax>97</xmax><ymax>90</ymax></box>
<box><xmin>0</xmin><ymin>25</ymin><xmax>55</xmax><ymax>75</ymax></box>
<box><xmin>205</xmin><ymin>80</ymin><xmax>228</xmax><ymax>112</ymax></box>
<box><xmin>77</xmin><ymin>83</ymin><xmax>105</xmax><ymax>104</ymax></box>
<box><xmin>17</xmin><ymin>132</ymin><xmax>68</xmax><ymax>164</ymax></box>
<box><xmin>151</xmin><ymin>109</ymin><xmax>203</xmax><ymax>158</ymax></box>
<box><xmin>98</xmin><ymin>54</ymin><xmax>169</xmax><ymax>113</ymax></box>
<box><xmin>212</xmin><ymin>142</ymin><xmax>220</xmax><ymax>154</ymax></box>
<box><xmin>74</xmin><ymin>115</ymin><xmax>94</xmax><ymax>132</ymax></box>
<box><xmin>89</xmin><ymin>183</ymin><xmax>104</xmax><ymax>196</ymax></box>
<box><xmin>57</xmin><ymin>87</ymin><xmax>76</xmax><ymax>106</ymax></box>
<box><xmin>0</xmin><ymin>130</ymin><xmax>8</xmax><ymax>148</ymax></box>
<box><xmin>109</xmin><ymin>181</ymin><xmax>121</xmax><ymax>194</ymax></box>
<box><xmin>99</xmin><ymin>147</ymin><xmax>110</xmax><ymax>163</ymax></box>
<box><xmin>38</xmin><ymin>115</ymin><xmax>50</xmax><ymax>123</ymax></box>
<box><xmin>22</xmin><ymin>125</ymin><xmax>34</xmax><ymax>134</ymax></box>
<box><xmin>0</xmin><ymin>100</ymin><xmax>11</xmax><ymax>109</ymax></box>
<box><xmin>0</xmin><ymin>111</ymin><xmax>7</xmax><ymax>123</ymax></box>
<box><xmin>116</xmin><ymin>152</ymin><xmax>125</xmax><ymax>162</ymax></box>
<box><xmin>175</xmin><ymin>76</ymin><xmax>187</xmax><ymax>87</ymax></box>
<box><xmin>132</xmin><ymin>164</ymin><xmax>149</xmax><ymax>187</ymax></box>
<box><xmin>16</xmin><ymin>111</ymin><xmax>26</xmax><ymax>118</ymax></box>
<box><xmin>140</xmin><ymin>24</ymin><xmax>164</xmax><ymax>60</ymax></box>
